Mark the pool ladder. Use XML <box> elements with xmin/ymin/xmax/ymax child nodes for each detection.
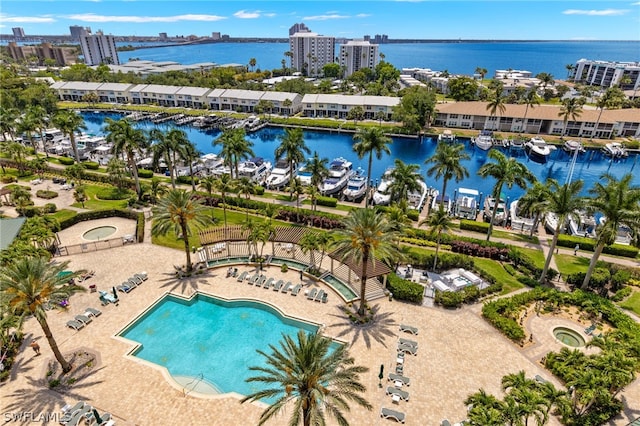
<box><xmin>183</xmin><ymin>373</ymin><xmax>205</xmax><ymax>397</ymax></box>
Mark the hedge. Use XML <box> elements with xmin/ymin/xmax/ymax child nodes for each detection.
<box><xmin>137</xmin><ymin>169</ymin><xmax>154</xmax><ymax>179</ymax></box>
<box><xmin>556</xmin><ymin>234</ymin><xmax>639</xmax><ymax>258</ymax></box>
<box><xmin>386</xmin><ymin>273</ymin><xmax>424</xmax><ymax>303</ymax></box>
<box><xmin>35</xmin><ymin>190</ymin><xmax>58</xmax><ymax>199</ymax></box>
<box><xmin>58</xmin><ymin>157</ymin><xmax>75</xmax><ymax>165</ymax></box>
<box><xmin>316</xmin><ymin>196</ymin><xmax>337</xmax><ymax>208</ymax></box>
<box><xmin>81</xmin><ymin>161</ymin><xmax>99</xmax><ymax>170</ymax></box>
<box><xmin>460</xmin><ymin>219</ymin><xmax>490</xmax><ymax>233</ymax></box>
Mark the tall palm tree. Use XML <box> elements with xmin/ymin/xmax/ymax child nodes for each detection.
<box><xmin>353</xmin><ymin>127</ymin><xmax>392</xmax><ymax>208</ymax></box>
<box><xmin>558</xmin><ymin>97</ymin><xmax>584</xmax><ymax>138</ymax></box>
<box><xmin>333</xmin><ymin>209</ymin><xmax>399</xmax><ymax>316</ymax></box>
<box><xmin>299</xmin><ymin>232</ymin><xmax>319</xmax><ymax>271</ymax></box>
<box><xmin>214</xmin><ymin>174</ymin><xmax>235</xmax><ymax>229</ymax></box>
<box><xmin>475</xmin><ymin>67</ymin><xmax>488</xmax><ymax>81</ymax></box>
<box><xmin>305</xmin><ymin>184</ymin><xmax>321</xmax><ymax>212</ymax></box>
<box><xmin>592</xmin><ymin>87</ymin><xmax>625</xmax><ymax>140</ymax></box>
<box><xmin>18</xmin><ymin>110</ymin><xmax>39</xmax><ymax>155</ymax></box>
<box><xmin>582</xmin><ymin>174</ymin><xmax>640</xmax><ymax>289</ymax></box>
<box><xmin>517</xmin><ymin>181</ymin><xmax>551</xmax><ymax>237</ymax></box>
<box><xmin>388</xmin><ymin>159</ymin><xmax>423</xmax><ymax>205</ymax></box>
<box><xmin>305</xmin><ymin>151</ymin><xmax>329</xmax><ymax>188</ymax></box>
<box><xmin>241</xmin><ymin>330</ymin><xmax>372</xmax><ymax>426</ymax></box>
<box><xmin>151</xmin><ymin>190</ymin><xmax>210</xmax><ymax>274</ymax></box>
<box><xmin>286</xmin><ymin>178</ymin><xmax>306</xmax><ymax>221</ymax></box>
<box><xmin>199</xmin><ymin>175</ymin><xmax>217</xmax><ymax>197</ymax></box>
<box><xmin>150</xmin><ymin>128</ymin><xmax>189</xmax><ymax>189</ymax></box>
<box><xmin>52</xmin><ymin>110</ymin><xmax>87</xmax><ymax>163</ymax></box>
<box><xmin>213</xmin><ymin>128</ymin><xmax>254</xmax><ymax>179</ymax></box>
<box><xmin>539</xmin><ymin>180</ymin><xmax>585</xmax><ymax>283</ymax></box>
<box><xmin>180</xmin><ymin>140</ymin><xmax>201</xmax><ymax>191</ymax></box>
<box><xmin>478</xmin><ymin>150</ymin><xmax>536</xmax><ymax>241</ymax></box>
<box><xmin>419</xmin><ymin>207</ymin><xmax>453</xmax><ymax>271</ymax></box>
<box><xmin>0</xmin><ymin>257</ymin><xmax>84</xmax><ymax>372</ymax></box>
<box><xmin>0</xmin><ymin>106</ymin><xmax>19</xmax><ymax>141</ymax></box>
<box><xmin>105</xmin><ymin>118</ymin><xmax>148</xmax><ymax>197</ymax></box>
<box><xmin>536</xmin><ymin>72</ymin><xmax>555</xmax><ymax>91</ymax></box>
<box><xmin>425</xmin><ymin>143</ymin><xmax>470</xmax><ymax>210</ymax></box>
<box><xmin>486</xmin><ymin>80</ymin><xmax>506</xmax><ymax>131</ymax></box>
<box><xmin>520</xmin><ymin>89</ymin><xmax>541</xmax><ymax>133</ymax></box>
<box><xmin>275</xmin><ymin>128</ymin><xmax>310</xmax><ymax>196</ymax></box>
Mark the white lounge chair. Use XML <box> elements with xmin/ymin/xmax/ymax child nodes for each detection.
<box><xmin>399</xmin><ymin>338</ymin><xmax>417</xmax><ymax>348</ymax></box>
<box><xmin>306</xmin><ymin>288</ymin><xmax>318</xmax><ymax>300</ymax></box>
<box><xmin>399</xmin><ymin>324</ymin><xmax>418</xmax><ymax>335</ymax></box>
<box><xmin>387</xmin><ymin>373</ymin><xmax>410</xmax><ymax>386</ymax></box>
<box><xmin>75</xmin><ymin>314</ymin><xmax>92</xmax><ymax>325</ymax></box>
<box><xmin>84</xmin><ymin>307</ymin><xmax>102</xmax><ymax>317</ymax></box>
<box><xmin>281</xmin><ymin>281</ymin><xmax>293</xmax><ymax>293</ymax></box>
<box><xmin>291</xmin><ymin>284</ymin><xmax>302</xmax><ymax>296</ymax></box>
<box><xmin>397</xmin><ymin>343</ymin><xmax>418</xmax><ymax>356</ymax></box>
<box><xmin>66</xmin><ymin>320</ymin><xmax>85</xmax><ymax>331</ymax></box>
<box><xmin>237</xmin><ymin>271</ymin><xmax>248</xmax><ymax>282</ymax></box>
<box><xmin>314</xmin><ymin>289</ymin><xmax>325</xmax><ymax>302</ymax></box>
<box><xmin>386</xmin><ymin>386</ymin><xmax>410</xmax><ymax>401</ymax></box>
<box><xmin>380</xmin><ymin>407</ymin><xmax>406</xmax><ymax>423</ymax></box>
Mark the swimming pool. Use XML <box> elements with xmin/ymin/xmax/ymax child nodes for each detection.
<box><xmin>118</xmin><ymin>293</ymin><xmax>321</xmax><ymax>398</ymax></box>
<box><xmin>322</xmin><ymin>274</ymin><xmax>358</xmax><ymax>302</ymax></box>
<box><xmin>270</xmin><ymin>257</ymin><xmax>309</xmax><ymax>270</ymax></box>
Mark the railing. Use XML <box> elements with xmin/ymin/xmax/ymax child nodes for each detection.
<box><xmin>56</xmin><ymin>237</ymin><xmax>135</xmax><ymax>256</ymax></box>
<box><xmin>183</xmin><ymin>373</ymin><xmax>205</xmax><ymax>397</ymax></box>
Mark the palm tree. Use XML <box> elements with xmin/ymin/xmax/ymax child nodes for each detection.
<box><xmin>0</xmin><ymin>106</ymin><xmax>19</xmax><ymax>141</ymax></box>
<box><xmin>538</xmin><ymin>179</ymin><xmax>585</xmax><ymax>283</ymax></box>
<box><xmin>52</xmin><ymin>110</ymin><xmax>87</xmax><ymax>163</ymax></box>
<box><xmin>151</xmin><ymin>190</ymin><xmax>210</xmax><ymax>274</ymax></box>
<box><xmin>275</xmin><ymin>128</ymin><xmax>310</xmax><ymax>196</ymax></box>
<box><xmin>214</xmin><ymin>174</ymin><xmax>235</xmax><ymax>229</ymax></box>
<box><xmin>520</xmin><ymin>89</ymin><xmax>541</xmax><ymax>133</ymax></box>
<box><xmin>486</xmin><ymin>81</ymin><xmax>506</xmax><ymax>131</ymax></box>
<box><xmin>2</xmin><ymin>141</ymin><xmax>28</xmax><ymax>175</ymax></box>
<box><xmin>180</xmin><ymin>140</ymin><xmax>201</xmax><ymax>191</ymax></box>
<box><xmin>305</xmin><ymin>151</ymin><xmax>329</xmax><ymax>188</ymax></box>
<box><xmin>536</xmin><ymin>72</ymin><xmax>555</xmax><ymax>91</ymax></box>
<box><xmin>582</xmin><ymin>174</ymin><xmax>640</xmax><ymax>289</ymax></box>
<box><xmin>199</xmin><ymin>175</ymin><xmax>217</xmax><ymax>197</ymax></box>
<box><xmin>106</xmin><ymin>157</ymin><xmax>128</xmax><ymax>190</ymax></box>
<box><xmin>286</xmin><ymin>178</ymin><xmax>306</xmax><ymax>222</ymax></box>
<box><xmin>213</xmin><ymin>128</ymin><xmax>254</xmax><ymax>179</ymax></box>
<box><xmin>0</xmin><ymin>257</ymin><xmax>84</xmax><ymax>372</ymax></box>
<box><xmin>242</xmin><ymin>218</ymin><xmax>273</xmax><ymax>267</ymax></box>
<box><xmin>284</xmin><ymin>51</ymin><xmax>293</xmax><ymax>72</ymax></box>
<box><xmin>592</xmin><ymin>87</ymin><xmax>625</xmax><ymax>140</ymax></box>
<box><xmin>18</xmin><ymin>109</ymin><xmax>39</xmax><ymax>155</ymax></box>
<box><xmin>242</xmin><ymin>330</ymin><xmax>372</xmax><ymax>426</ymax></box>
<box><xmin>26</xmin><ymin>105</ymin><xmax>50</xmax><ymax>156</ymax></box>
<box><xmin>517</xmin><ymin>181</ymin><xmax>551</xmax><ymax>237</ymax></box>
<box><xmin>105</xmin><ymin>118</ymin><xmax>148</xmax><ymax>197</ymax></box>
<box><xmin>353</xmin><ymin>127</ymin><xmax>392</xmax><ymax>208</ymax></box>
<box><xmin>150</xmin><ymin>128</ymin><xmax>189</xmax><ymax>189</ymax></box>
<box><xmin>475</xmin><ymin>67</ymin><xmax>488</xmax><ymax>81</ymax></box>
<box><xmin>305</xmin><ymin>184</ymin><xmax>321</xmax><ymax>212</ymax></box>
<box><xmin>425</xmin><ymin>143</ymin><xmax>470</xmax><ymax>210</ymax></box>
<box><xmin>388</xmin><ymin>159</ymin><xmax>423</xmax><ymax>205</ymax></box>
<box><xmin>478</xmin><ymin>150</ymin><xmax>536</xmax><ymax>241</ymax></box>
<box><xmin>249</xmin><ymin>57</ymin><xmax>257</xmax><ymax>72</ymax></box>
<box><xmin>299</xmin><ymin>232</ymin><xmax>319</xmax><ymax>271</ymax></box>
<box><xmin>145</xmin><ymin>177</ymin><xmax>168</xmax><ymax>205</ymax></box>
<box><xmin>558</xmin><ymin>97</ymin><xmax>584</xmax><ymax>138</ymax></box>
<box><xmin>419</xmin><ymin>207</ymin><xmax>453</xmax><ymax>271</ymax></box>
<box><xmin>333</xmin><ymin>209</ymin><xmax>399</xmax><ymax>316</ymax></box>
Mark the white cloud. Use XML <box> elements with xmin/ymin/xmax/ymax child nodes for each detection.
<box><xmin>563</xmin><ymin>9</ymin><xmax>629</xmax><ymax>16</ymax></box>
<box><xmin>234</xmin><ymin>10</ymin><xmax>260</xmax><ymax>19</ymax></box>
<box><xmin>0</xmin><ymin>14</ymin><xmax>55</xmax><ymax>23</ymax></box>
<box><xmin>355</xmin><ymin>14</ymin><xmax>371</xmax><ymax>18</ymax></box>
<box><xmin>303</xmin><ymin>14</ymin><xmax>350</xmax><ymax>21</ymax></box>
<box><xmin>66</xmin><ymin>13</ymin><xmax>226</xmax><ymax>23</ymax></box>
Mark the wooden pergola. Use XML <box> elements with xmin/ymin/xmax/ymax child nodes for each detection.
<box><xmin>198</xmin><ymin>226</ymin><xmax>308</xmax><ymax>245</ymax></box>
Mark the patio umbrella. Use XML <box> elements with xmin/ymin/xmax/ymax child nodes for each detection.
<box><xmin>92</xmin><ymin>409</ymin><xmax>102</xmax><ymax>425</ymax></box>
<box><xmin>378</xmin><ymin>364</ymin><xmax>384</xmax><ymax>387</ymax></box>
<box><xmin>112</xmin><ymin>286</ymin><xmax>118</xmax><ymax>301</ymax></box>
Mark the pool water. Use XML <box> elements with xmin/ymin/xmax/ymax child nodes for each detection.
<box><xmin>82</xmin><ymin>226</ymin><xmax>117</xmax><ymax>240</ymax></box>
<box><xmin>323</xmin><ymin>274</ymin><xmax>358</xmax><ymax>301</ymax></box>
<box><xmin>270</xmin><ymin>257</ymin><xmax>308</xmax><ymax>270</ymax></box>
<box><xmin>119</xmin><ymin>294</ymin><xmax>319</xmax><ymax>398</ymax></box>
<box><xmin>553</xmin><ymin>326</ymin><xmax>586</xmax><ymax>347</ymax></box>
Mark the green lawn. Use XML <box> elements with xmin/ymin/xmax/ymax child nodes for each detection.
<box><xmin>554</xmin><ymin>254</ymin><xmax>590</xmax><ymax>276</ymax></box>
<box><xmin>70</xmin><ymin>184</ymin><xmax>132</xmax><ymax>210</ymax></box>
<box><xmin>473</xmin><ymin>257</ymin><xmax>525</xmax><ymax>294</ymax></box>
<box><xmin>517</xmin><ymin>247</ymin><xmax>546</xmax><ymax>269</ymax></box>
<box><xmin>50</xmin><ymin>209</ymin><xmax>78</xmax><ymax>223</ymax></box>
<box><xmin>619</xmin><ymin>290</ymin><xmax>640</xmax><ymax>317</ymax></box>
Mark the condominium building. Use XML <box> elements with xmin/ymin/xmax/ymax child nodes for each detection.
<box><xmin>70</xmin><ymin>25</ymin><xmax>90</xmax><ymax>41</ymax></box>
<box><xmin>572</xmin><ymin>59</ymin><xmax>640</xmax><ymax>92</ymax></box>
<box><xmin>339</xmin><ymin>39</ymin><xmax>379</xmax><ymax>78</ymax></box>
<box><xmin>289</xmin><ymin>23</ymin><xmax>310</xmax><ymax>36</ymax></box>
<box><xmin>6</xmin><ymin>42</ymin><xmax>77</xmax><ymax>66</ymax></box>
<box><xmin>12</xmin><ymin>28</ymin><xmax>25</xmax><ymax>38</ymax></box>
<box><xmin>80</xmin><ymin>31</ymin><xmax>120</xmax><ymax>66</ymax></box>
<box><xmin>289</xmin><ymin>32</ymin><xmax>335</xmax><ymax>77</ymax></box>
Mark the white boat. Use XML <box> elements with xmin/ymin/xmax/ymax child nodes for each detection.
<box><xmin>602</xmin><ymin>142</ymin><xmax>628</xmax><ymax>158</ymax></box>
<box><xmin>568</xmin><ymin>211</ymin><xmax>597</xmax><ymax>237</ymax></box>
<box><xmin>544</xmin><ymin>212</ymin><xmax>561</xmax><ymax>233</ymax></box>
<box><xmin>342</xmin><ymin>168</ymin><xmax>367</xmax><ymax>201</ymax></box>
<box><xmin>453</xmin><ymin>187</ymin><xmax>480</xmax><ymax>219</ymax></box>
<box><xmin>237</xmin><ymin>157</ymin><xmax>272</xmax><ymax>184</ymax></box>
<box><xmin>431</xmin><ymin>192</ymin><xmax>452</xmax><ymax>213</ymax></box>
<box><xmin>371</xmin><ymin>168</ymin><xmax>428</xmax><ymax>210</ymax></box>
<box><xmin>525</xmin><ymin>137</ymin><xmax>556</xmax><ymax>162</ymax></box>
<box><xmin>408</xmin><ymin>181</ymin><xmax>430</xmax><ymax>211</ymax></box>
<box><xmin>319</xmin><ymin>157</ymin><xmax>354</xmax><ymax>195</ymax></box>
<box><xmin>483</xmin><ymin>195</ymin><xmax>507</xmax><ymax>224</ymax></box>
<box><xmin>598</xmin><ymin>217</ymin><xmax>632</xmax><ymax>245</ymax></box>
<box><xmin>472</xmin><ymin>130</ymin><xmax>494</xmax><ymax>151</ymax></box>
<box><xmin>265</xmin><ymin>159</ymin><xmax>297</xmax><ymax>190</ymax></box>
<box><xmin>438</xmin><ymin>130</ymin><xmax>455</xmax><ymax>143</ymax></box>
<box><xmin>509</xmin><ymin>138</ymin><xmax>526</xmax><ymax>150</ymax></box>
<box><xmin>509</xmin><ymin>199</ymin><xmax>536</xmax><ymax>232</ymax></box>
<box><xmin>563</xmin><ymin>139</ymin><xmax>585</xmax><ymax>154</ymax></box>
<box><xmin>296</xmin><ymin>165</ymin><xmax>313</xmax><ymax>186</ymax></box>
<box><xmin>199</xmin><ymin>153</ymin><xmax>224</xmax><ymax>174</ymax></box>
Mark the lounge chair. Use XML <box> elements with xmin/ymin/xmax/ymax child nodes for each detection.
<box><xmin>388</xmin><ymin>373</ymin><xmax>410</xmax><ymax>386</ymax></box>
<box><xmin>272</xmin><ymin>279</ymin><xmax>283</xmax><ymax>291</ymax></box>
<box><xmin>60</xmin><ymin>401</ymin><xmax>86</xmax><ymax>424</ymax></box>
<box><xmin>249</xmin><ymin>274</ymin><xmax>260</xmax><ymax>285</ymax></box>
<box><xmin>397</xmin><ymin>343</ymin><xmax>418</xmax><ymax>356</ymax></box>
<box><xmin>380</xmin><ymin>407</ymin><xmax>406</xmax><ymax>423</ymax></box>
<box><xmin>127</xmin><ymin>278</ymin><xmax>140</xmax><ymax>288</ymax></box>
<box><xmin>321</xmin><ymin>292</ymin><xmax>328</xmax><ymax>303</ymax></box>
<box><xmin>306</xmin><ymin>288</ymin><xmax>318</xmax><ymax>300</ymax></box>
<box><xmin>399</xmin><ymin>324</ymin><xmax>418</xmax><ymax>335</ymax></box>
<box><xmin>441</xmin><ymin>420</ymin><xmax>452</xmax><ymax>426</ymax></box>
<box><xmin>314</xmin><ymin>289</ymin><xmax>325</xmax><ymax>302</ymax></box>
<box><xmin>66</xmin><ymin>320</ymin><xmax>85</xmax><ymax>331</ymax></box>
<box><xmin>291</xmin><ymin>284</ymin><xmax>302</xmax><ymax>296</ymax></box>
<box><xmin>98</xmin><ymin>291</ymin><xmax>118</xmax><ymax>305</ymax></box>
<box><xmin>75</xmin><ymin>314</ymin><xmax>92</xmax><ymax>325</ymax></box>
<box><xmin>281</xmin><ymin>281</ymin><xmax>292</xmax><ymax>293</ymax></box>
<box><xmin>136</xmin><ymin>271</ymin><xmax>148</xmax><ymax>280</ymax></box>
<box><xmin>63</xmin><ymin>404</ymin><xmax>92</xmax><ymax>426</ymax></box>
<box><xmin>386</xmin><ymin>386</ymin><xmax>410</xmax><ymax>401</ymax></box>
<box><xmin>395</xmin><ymin>364</ymin><xmax>404</xmax><ymax>374</ymax></box>
<box><xmin>237</xmin><ymin>271</ymin><xmax>248</xmax><ymax>282</ymax></box>
<box><xmin>116</xmin><ymin>283</ymin><xmax>133</xmax><ymax>293</ymax></box>
<box><xmin>84</xmin><ymin>307</ymin><xmax>102</xmax><ymax>317</ymax></box>
<box><xmin>535</xmin><ymin>374</ymin><xmax>548</xmax><ymax>384</ymax></box>
<box><xmin>257</xmin><ymin>275</ymin><xmax>267</xmax><ymax>287</ymax></box>
<box><xmin>399</xmin><ymin>338</ymin><xmax>418</xmax><ymax>348</ymax></box>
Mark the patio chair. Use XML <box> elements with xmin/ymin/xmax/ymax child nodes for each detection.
<box><xmin>306</xmin><ymin>288</ymin><xmax>318</xmax><ymax>300</ymax></box>
<box><xmin>59</xmin><ymin>402</ymin><xmax>86</xmax><ymax>424</ymax></box>
<box><xmin>387</xmin><ymin>373</ymin><xmax>410</xmax><ymax>386</ymax></box>
<box><xmin>84</xmin><ymin>307</ymin><xmax>102</xmax><ymax>317</ymax></box>
<box><xmin>386</xmin><ymin>386</ymin><xmax>410</xmax><ymax>401</ymax></box>
<box><xmin>116</xmin><ymin>283</ymin><xmax>133</xmax><ymax>293</ymax></box>
<box><xmin>136</xmin><ymin>271</ymin><xmax>148</xmax><ymax>281</ymax></box>
<box><xmin>249</xmin><ymin>274</ymin><xmax>261</xmax><ymax>285</ymax></box>
<box><xmin>399</xmin><ymin>324</ymin><xmax>418</xmax><ymax>335</ymax></box>
<box><xmin>314</xmin><ymin>289</ymin><xmax>325</xmax><ymax>302</ymax></box>
<box><xmin>399</xmin><ymin>338</ymin><xmax>418</xmax><ymax>348</ymax></box>
<box><xmin>237</xmin><ymin>271</ymin><xmax>248</xmax><ymax>282</ymax></box>
<box><xmin>257</xmin><ymin>275</ymin><xmax>267</xmax><ymax>287</ymax></box>
<box><xmin>281</xmin><ymin>281</ymin><xmax>292</xmax><ymax>293</ymax></box>
<box><xmin>321</xmin><ymin>292</ymin><xmax>328</xmax><ymax>303</ymax></box>
<box><xmin>291</xmin><ymin>283</ymin><xmax>302</xmax><ymax>296</ymax></box>
<box><xmin>380</xmin><ymin>407</ymin><xmax>406</xmax><ymax>423</ymax></box>
<box><xmin>127</xmin><ymin>278</ymin><xmax>140</xmax><ymax>288</ymax></box>
<box><xmin>75</xmin><ymin>314</ymin><xmax>92</xmax><ymax>325</ymax></box>
<box><xmin>66</xmin><ymin>320</ymin><xmax>85</xmax><ymax>331</ymax></box>
<box><xmin>63</xmin><ymin>404</ymin><xmax>92</xmax><ymax>426</ymax></box>
<box><xmin>272</xmin><ymin>279</ymin><xmax>283</xmax><ymax>291</ymax></box>
<box><xmin>397</xmin><ymin>343</ymin><xmax>418</xmax><ymax>356</ymax></box>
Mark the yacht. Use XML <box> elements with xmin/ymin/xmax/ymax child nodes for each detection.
<box><xmin>472</xmin><ymin>130</ymin><xmax>494</xmax><ymax>151</ymax></box>
<box><xmin>318</xmin><ymin>157</ymin><xmax>354</xmax><ymax>195</ymax></box>
<box><xmin>562</xmin><ymin>139</ymin><xmax>585</xmax><ymax>154</ymax></box>
<box><xmin>237</xmin><ymin>157</ymin><xmax>272</xmax><ymax>184</ymax></box>
<box><xmin>602</xmin><ymin>142</ymin><xmax>628</xmax><ymax>158</ymax></box>
<box><xmin>509</xmin><ymin>138</ymin><xmax>526</xmax><ymax>150</ymax></box>
<box><xmin>342</xmin><ymin>168</ymin><xmax>368</xmax><ymax>201</ymax></box>
<box><xmin>265</xmin><ymin>159</ymin><xmax>297</xmax><ymax>190</ymax></box>
<box><xmin>453</xmin><ymin>187</ymin><xmax>480</xmax><ymax>219</ymax></box>
<box><xmin>296</xmin><ymin>166</ymin><xmax>313</xmax><ymax>186</ymax></box>
<box><xmin>525</xmin><ymin>137</ymin><xmax>556</xmax><ymax>163</ymax></box>
<box><xmin>483</xmin><ymin>195</ymin><xmax>507</xmax><ymax>224</ymax></box>
<box><xmin>509</xmin><ymin>199</ymin><xmax>536</xmax><ymax>233</ymax></box>
<box><xmin>199</xmin><ymin>153</ymin><xmax>224</xmax><ymax>175</ymax></box>
<box><xmin>431</xmin><ymin>193</ymin><xmax>452</xmax><ymax>213</ymax></box>
<box><xmin>372</xmin><ymin>168</ymin><xmax>394</xmax><ymax>206</ymax></box>
<box><xmin>568</xmin><ymin>211</ymin><xmax>597</xmax><ymax>238</ymax></box>
<box><xmin>408</xmin><ymin>181</ymin><xmax>430</xmax><ymax>211</ymax></box>
<box><xmin>371</xmin><ymin>168</ymin><xmax>428</xmax><ymax>210</ymax></box>
<box><xmin>544</xmin><ymin>212</ymin><xmax>561</xmax><ymax>233</ymax></box>
<box><xmin>438</xmin><ymin>130</ymin><xmax>455</xmax><ymax>143</ymax></box>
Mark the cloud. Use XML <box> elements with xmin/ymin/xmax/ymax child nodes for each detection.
<box><xmin>303</xmin><ymin>14</ymin><xmax>350</xmax><ymax>21</ymax></box>
<box><xmin>234</xmin><ymin>10</ymin><xmax>260</xmax><ymax>19</ymax></box>
<box><xmin>562</xmin><ymin>9</ymin><xmax>629</xmax><ymax>16</ymax></box>
<box><xmin>66</xmin><ymin>13</ymin><xmax>226</xmax><ymax>23</ymax></box>
<box><xmin>355</xmin><ymin>14</ymin><xmax>371</xmax><ymax>18</ymax></box>
<box><xmin>0</xmin><ymin>14</ymin><xmax>55</xmax><ymax>23</ymax></box>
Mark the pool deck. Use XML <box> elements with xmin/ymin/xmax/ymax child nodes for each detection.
<box><xmin>2</xmin><ymin>241</ymin><xmax>639</xmax><ymax>425</ymax></box>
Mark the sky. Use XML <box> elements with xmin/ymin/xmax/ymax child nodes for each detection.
<box><xmin>1</xmin><ymin>1</ymin><xmax>640</xmax><ymax>41</ymax></box>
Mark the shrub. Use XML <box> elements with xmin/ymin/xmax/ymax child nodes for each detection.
<box><xmin>517</xmin><ymin>275</ymin><xmax>540</xmax><ymax>287</ymax></box>
<box><xmin>81</xmin><ymin>161</ymin><xmax>99</xmax><ymax>170</ymax></box>
<box><xmin>58</xmin><ymin>208</ymin><xmax>139</xmax><ymax>230</ymax></box>
<box><xmin>556</xmin><ymin>234</ymin><xmax>638</xmax><ymax>258</ymax></box>
<box><xmin>176</xmin><ymin>175</ymin><xmax>199</xmax><ymax>185</ymax></box>
<box><xmin>0</xmin><ymin>175</ymin><xmax>16</xmax><ymax>183</ymax></box>
<box><xmin>435</xmin><ymin>290</ymin><xmax>464</xmax><ymax>308</ymax></box>
<box><xmin>386</xmin><ymin>273</ymin><xmax>423</xmax><ymax>303</ymax></box>
<box><xmin>406</xmin><ymin>210</ymin><xmax>420</xmax><ymax>221</ymax></box>
<box><xmin>95</xmin><ymin>187</ymin><xmax>134</xmax><ymax>200</ymax></box>
<box><xmin>460</xmin><ymin>219</ymin><xmax>489</xmax><ymax>233</ymax></box>
<box><xmin>58</xmin><ymin>157</ymin><xmax>75</xmax><ymax>165</ymax></box>
<box><xmin>43</xmin><ymin>203</ymin><xmax>57</xmax><ymax>213</ymax></box>
<box><xmin>316</xmin><ymin>196</ymin><xmax>337</xmax><ymax>208</ymax></box>
<box><xmin>136</xmin><ymin>212</ymin><xmax>145</xmax><ymax>243</ymax></box>
<box><xmin>611</xmin><ymin>286</ymin><xmax>632</xmax><ymax>302</ymax></box>
<box><xmin>254</xmin><ymin>185</ymin><xmax>264</xmax><ymax>196</ymax></box>
<box><xmin>137</xmin><ymin>169</ymin><xmax>154</xmax><ymax>179</ymax></box>
<box><xmin>35</xmin><ymin>190</ymin><xmax>58</xmax><ymax>199</ymax></box>
<box><xmin>20</xmin><ymin>206</ymin><xmax>40</xmax><ymax>217</ymax></box>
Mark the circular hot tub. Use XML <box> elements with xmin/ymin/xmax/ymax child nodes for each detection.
<box><xmin>553</xmin><ymin>326</ymin><xmax>586</xmax><ymax>347</ymax></box>
<box><xmin>83</xmin><ymin>226</ymin><xmax>117</xmax><ymax>241</ymax></box>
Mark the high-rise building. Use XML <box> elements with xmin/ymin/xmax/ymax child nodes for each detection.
<box><xmin>373</xmin><ymin>34</ymin><xmax>388</xmax><ymax>44</ymax></box>
<box><xmin>289</xmin><ymin>32</ymin><xmax>335</xmax><ymax>77</ymax></box>
<box><xmin>80</xmin><ymin>31</ymin><xmax>120</xmax><ymax>66</ymax></box>
<box><xmin>7</xmin><ymin>42</ymin><xmax>77</xmax><ymax>66</ymax></box>
<box><xmin>572</xmin><ymin>59</ymin><xmax>640</xmax><ymax>91</ymax></box>
<box><xmin>289</xmin><ymin>23</ymin><xmax>310</xmax><ymax>36</ymax></box>
<box><xmin>70</xmin><ymin>25</ymin><xmax>90</xmax><ymax>40</ymax></box>
<box><xmin>12</xmin><ymin>27</ymin><xmax>25</xmax><ymax>38</ymax></box>
<box><xmin>159</xmin><ymin>32</ymin><xmax>168</xmax><ymax>40</ymax></box>
<box><xmin>339</xmin><ymin>40</ymin><xmax>379</xmax><ymax>78</ymax></box>
<box><xmin>211</xmin><ymin>32</ymin><xmax>221</xmax><ymax>40</ymax></box>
